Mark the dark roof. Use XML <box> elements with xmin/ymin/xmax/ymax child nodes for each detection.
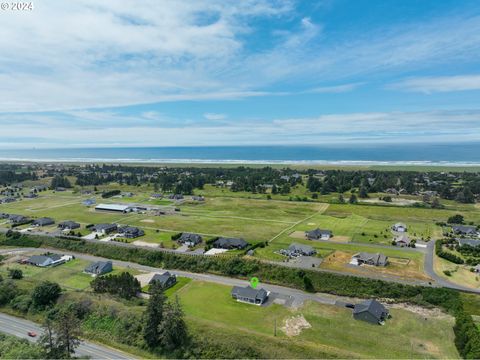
<box><xmin>178</xmin><ymin>232</ymin><xmax>202</xmax><ymax>244</ymax></box>
<box><xmin>58</xmin><ymin>220</ymin><xmax>80</xmax><ymax>229</ymax></box>
<box><xmin>353</xmin><ymin>252</ymin><xmax>388</xmax><ymax>265</ymax></box>
<box><xmin>231</xmin><ymin>286</ymin><xmax>268</xmax><ymax>302</ymax></box>
<box><xmin>288</xmin><ymin>243</ymin><xmax>315</xmax><ymax>254</ymax></box>
<box><xmin>28</xmin><ymin>254</ymin><xmax>62</xmax><ymax>265</ymax></box>
<box><xmin>93</xmin><ymin>223</ymin><xmax>117</xmax><ymax>231</ymax></box>
<box><xmin>214</xmin><ymin>237</ymin><xmax>248</xmax><ymax>249</ymax></box>
<box><xmin>306</xmin><ymin>228</ymin><xmax>332</xmax><ymax>238</ymax></box>
<box><xmin>452</xmin><ymin>225</ymin><xmax>478</xmax><ymax>234</ymax></box>
<box><xmin>118</xmin><ymin>226</ymin><xmax>143</xmax><ymax>234</ymax></box>
<box><xmin>353</xmin><ymin>299</ymin><xmax>388</xmax><ymax>320</ymax></box>
<box><xmin>85</xmin><ymin>261</ymin><xmax>112</xmax><ymax>274</ymax></box>
<box><xmin>32</xmin><ymin>217</ymin><xmax>55</xmax><ymax>226</ymax></box>
<box><xmin>149</xmin><ymin>272</ymin><xmax>175</xmax><ymax>286</ymax></box>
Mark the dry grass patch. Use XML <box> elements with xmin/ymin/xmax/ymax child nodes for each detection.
<box><xmin>281</xmin><ymin>314</ymin><xmax>311</xmax><ymax>336</ymax></box>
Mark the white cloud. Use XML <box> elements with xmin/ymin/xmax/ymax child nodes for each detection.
<box><xmin>389</xmin><ymin>75</ymin><xmax>480</xmax><ymax>93</ymax></box>
<box><xmin>204</xmin><ymin>113</ymin><xmax>227</xmax><ymax>120</ymax></box>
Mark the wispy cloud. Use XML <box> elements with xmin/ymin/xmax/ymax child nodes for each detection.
<box><xmin>204</xmin><ymin>113</ymin><xmax>227</xmax><ymax>120</ymax></box>
<box><xmin>389</xmin><ymin>75</ymin><xmax>480</xmax><ymax>93</ymax></box>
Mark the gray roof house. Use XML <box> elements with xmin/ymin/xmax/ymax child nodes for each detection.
<box><xmin>305</xmin><ymin>228</ymin><xmax>332</xmax><ymax>240</ymax></box>
<box><xmin>8</xmin><ymin>214</ymin><xmax>30</xmax><ymax>224</ymax></box>
<box><xmin>286</xmin><ymin>243</ymin><xmax>316</xmax><ymax>256</ymax></box>
<box><xmin>458</xmin><ymin>238</ymin><xmax>480</xmax><ymax>247</ymax></box>
<box><xmin>92</xmin><ymin>223</ymin><xmax>118</xmax><ymax>234</ymax></box>
<box><xmin>452</xmin><ymin>225</ymin><xmax>478</xmax><ymax>236</ymax></box>
<box><xmin>353</xmin><ymin>299</ymin><xmax>389</xmax><ymax>325</ymax></box>
<box><xmin>178</xmin><ymin>232</ymin><xmax>203</xmax><ymax>246</ymax></box>
<box><xmin>58</xmin><ymin>221</ymin><xmax>80</xmax><ymax>230</ymax></box>
<box><xmin>27</xmin><ymin>254</ymin><xmax>63</xmax><ymax>267</ymax></box>
<box><xmin>213</xmin><ymin>237</ymin><xmax>249</xmax><ymax>250</ymax></box>
<box><xmin>117</xmin><ymin>226</ymin><xmax>145</xmax><ymax>238</ymax></box>
<box><xmin>84</xmin><ymin>261</ymin><xmax>112</xmax><ymax>276</ymax></box>
<box><xmin>32</xmin><ymin>217</ymin><xmax>55</xmax><ymax>227</ymax></box>
<box><xmin>351</xmin><ymin>252</ymin><xmax>388</xmax><ymax>267</ymax></box>
<box><xmin>231</xmin><ymin>286</ymin><xmax>269</xmax><ymax>305</ymax></box>
<box><xmin>149</xmin><ymin>272</ymin><xmax>177</xmax><ymax>289</ymax></box>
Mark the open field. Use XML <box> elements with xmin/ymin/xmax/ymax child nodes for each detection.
<box><xmin>178</xmin><ymin>281</ymin><xmax>458</xmax><ymax>358</ymax></box>
<box><xmin>433</xmin><ymin>254</ymin><xmax>480</xmax><ymax>290</ymax></box>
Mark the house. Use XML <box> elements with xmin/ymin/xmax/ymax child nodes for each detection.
<box><xmin>394</xmin><ymin>234</ymin><xmax>411</xmax><ymax>247</ymax></box>
<box><xmin>82</xmin><ymin>198</ymin><xmax>96</xmax><ymax>206</ymax></box>
<box><xmin>121</xmin><ymin>192</ymin><xmax>134</xmax><ymax>197</ymax></box>
<box><xmin>282</xmin><ymin>243</ymin><xmax>316</xmax><ymax>256</ymax></box>
<box><xmin>32</xmin><ymin>217</ymin><xmax>55</xmax><ymax>227</ymax></box>
<box><xmin>385</xmin><ymin>188</ymin><xmax>399</xmax><ymax>195</ymax></box>
<box><xmin>458</xmin><ymin>238</ymin><xmax>480</xmax><ymax>247</ymax></box>
<box><xmin>27</xmin><ymin>254</ymin><xmax>71</xmax><ymax>267</ymax></box>
<box><xmin>452</xmin><ymin>225</ymin><xmax>478</xmax><ymax>236</ymax></box>
<box><xmin>353</xmin><ymin>299</ymin><xmax>389</xmax><ymax>325</ymax></box>
<box><xmin>92</xmin><ymin>223</ymin><xmax>118</xmax><ymax>235</ymax></box>
<box><xmin>8</xmin><ymin>214</ymin><xmax>30</xmax><ymax>224</ymax></box>
<box><xmin>150</xmin><ymin>193</ymin><xmax>163</xmax><ymax>199</ymax></box>
<box><xmin>191</xmin><ymin>195</ymin><xmax>205</xmax><ymax>201</ymax></box>
<box><xmin>305</xmin><ymin>228</ymin><xmax>332</xmax><ymax>240</ymax></box>
<box><xmin>149</xmin><ymin>272</ymin><xmax>177</xmax><ymax>289</ymax></box>
<box><xmin>213</xmin><ymin>237</ymin><xmax>249</xmax><ymax>250</ymax></box>
<box><xmin>231</xmin><ymin>286</ymin><xmax>269</xmax><ymax>305</ymax></box>
<box><xmin>168</xmin><ymin>194</ymin><xmax>184</xmax><ymax>200</ymax></box>
<box><xmin>24</xmin><ymin>193</ymin><xmax>38</xmax><ymax>199</ymax></box>
<box><xmin>350</xmin><ymin>252</ymin><xmax>388</xmax><ymax>267</ymax></box>
<box><xmin>1</xmin><ymin>197</ymin><xmax>17</xmax><ymax>204</ymax></box>
<box><xmin>58</xmin><ymin>220</ymin><xmax>80</xmax><ymax>231</ymax></box>
<box><xmin>84</xmin><ymin>261</ymin><xmax>112</xmax><ymax>276</ymax></box>
<box><xmin>391</xmin><ymin>223</ymin><xmax>407</xmax><ymax>233</ymax></box>
<box><xmin>177</xmin><ymin>232</ymin><xmax>202</xmax><ymax>246</ymax></box>
<box><xmin>95</xmin><ymin>203</ymin><xmax>132</xmax><ymax>213</ymax></box>
<box><xmin>117</xmin><ymin>226</ymin><xmax>145</xmax><ymax>238</ymax></box>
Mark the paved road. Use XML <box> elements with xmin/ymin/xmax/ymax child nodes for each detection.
<box><xmin>0</xmin><ymin>227</ymin><xmax>433</xmax><ymax>287</ymax></box>
<box><xmin>424</xmin><ymin>240</ymin><xmax>480</xmax><ymax>294</ymax></box>
<box><xmin>0</xmin><ymin>312</ymin><xmax>133</xmax><ymax>359</ymax></box>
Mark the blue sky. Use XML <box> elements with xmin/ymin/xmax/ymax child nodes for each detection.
<box><xmin>1</xmin><ymin>0</ymin><xmax>480</xmax><ymax>148</ymax></box>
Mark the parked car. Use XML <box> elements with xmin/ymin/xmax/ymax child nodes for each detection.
<box><xmin>27</xmin><ymin>331</ymin><xmax>37</xmax><ymax>337</ymax></box>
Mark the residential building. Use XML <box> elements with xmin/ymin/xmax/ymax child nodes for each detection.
<box><xmin>393</xmin><ymin>234</ymin><xmax>411</xmax><ymax>247</ymax></box>
<box><xmin>391</xmin><ymin>223</ymin><xmax>407</xmax><ymax>232</ymax></box>
<box><xmin>305</xmin><ymin>228</ymin><xmax>332</xmax><ymax>240</ymax></box>
<box><xmin>82</xmin><ymin>198</ymin><xmax>96</xmax><ymax>206</ymax></box>
<box><xmin>458</xmin><ymin>238</ymin><xmax>480</xmax><ymax>247</ymax></box>
<box><xmin>149</xmin><ymin>272</ymin><xmax>177</xmax><ymax>289</ymax></box>
<box><xmin>27</xmin><ymin>254</ymin><xmax>72</xmax><ymax>267</ymax></box>
<box><xmin>350</xmin><ymin>252</ymin><xmax>388</xmax><ymax>267</ymax></box>
<box><xmin>92</xmin><ymin>223</ymin><xmax>118</xmax><ymax>235</ymax></box>
<box><xmin>213</xmin><ymin>237</ymin><xmax>249</xmax><ymax>250</ymax></box>
<box><xmin>8</xmin><ymin>214</ymin><xmax>30</xmax><ymax>224</ymax></box>
<box><xmin>84</xmin><ymin>261</ymin><xmax>112</xmax><ymax>276</ymax></box>
<box><xmin>117</xmin><ymin>226</ymin><xmax>145</xmax><ymax>238</ymax></box>
<box><xmin>353</xmin><ymin>299</ymin><xmax>389</xmax><ymax>325</ymax></box>
<box><xmin>58</xmin><ymin>221</ymin><xmax>80</xmax><ymax>231</ymax></box>
<box><xmin>32</xmin><ymin>217</ymin><xmax>55</xmax><ymax>227</ymax></box>
<box><xmin>177</xmin><ymin>232</ymin><xmax>203</xmax><ymax>246</ymax></box>
<box><xmin>452</xmin><ymin>225</ymin><xmax>479</xmax><ymax>236</ymax></box>
<box><xmin>231</xmin><ymin>286</ymin><xmax>269</xmax><ymax>305</ymax></box>
<box><xmin>281</xmin><ymin>243</ymin><xmax>316</xmax><ymax>256</ymax></box>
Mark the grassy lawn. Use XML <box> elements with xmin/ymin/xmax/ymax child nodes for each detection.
<box><xmin>433</xmin><ymin>254</ymin><xmax>480</xmax><ymax>289</ymax></box>
<box><xmin>177</xmin><ymin>281</ymin><xmax>458</xmax><ymax>358</ymax></box>
<box><xmin>0</xmin><ymin>257</ymin><xmax>140</xmax><ymax>291</ymax></box>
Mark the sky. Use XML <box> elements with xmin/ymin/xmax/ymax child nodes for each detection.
<box><xmin>1</xmin><ymin>0</ymin><xmax>480</xmax><ymax>148</ymax></box>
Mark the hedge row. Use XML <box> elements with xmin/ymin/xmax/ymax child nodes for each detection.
<box><xmin>436</xmin><ymin>239</ymin><xmax>465</xmax><ymax>264</ymax></box>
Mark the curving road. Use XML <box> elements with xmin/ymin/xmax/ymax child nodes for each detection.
<box><xmin>0</xmin><ymin>312</ymin><xmax>133</xmax><ymax>359</ymax></box>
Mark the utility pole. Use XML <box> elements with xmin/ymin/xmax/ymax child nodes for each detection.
<box><xmin>274</xmin><ymin>318</ymin><xmax>277</xmax><ymax>336</ymax></box>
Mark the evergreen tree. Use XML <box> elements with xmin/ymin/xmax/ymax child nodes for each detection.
<box><xmin>158</xmin><ymin>296</ymin><xmax>188</xmax><ymax>351</ymax></box>
<box><xmin>349</xmin><ymin>194</ymin><xmax>358</xmax><ymax>204</ymax></box>
<box><xmin>143</xmin><ymin>282</ymin><xmax>167</xmax><ymax>348</ymax></box>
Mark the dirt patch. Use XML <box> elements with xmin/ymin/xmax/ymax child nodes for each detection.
<box><xmin>389</xmin><ymin>303</ymin><xmax>453</xmax><ymax>320</ymax></box>
<box><xmin>134</xmin><ymin>272</ymin><xmax>158</xmax><ymax>287</ymax></box>
<box><xmin>133</xmin><ymin>240</ymin><xmax>159</xmax><ymax>248</ymax></box>
<box><xmin>140</xmin><ymin>219</ymin><xmax>155</xmax><ymax>223</ymax></box>
<box><xmin>289</xmin><ymin>231</ymin><xmax>306</xmax><ymax>239</ymax></box>
<box><xmin>329</xmin><ymin>235</ymin><xmax>350</xmax><ymax>242</ymax></box>
<box><xmin>281</xmin><ymin>314</ymin><xmax>312</xmax><ymax>336</ymax></box>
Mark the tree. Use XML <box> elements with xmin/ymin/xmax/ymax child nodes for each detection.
<box><xmin>448</xmin><ymin>214</ymin><xmax>464</xmax><ymax>224</ymax></box>
<box><xmin>349</xmin><ymin>194</ymin><xmax>358</xmax><ymax>204</ymax></box>
<box><xmin>158</xmin><ymin>296</ymin><xmax>188</xmax><ymax>351</ymax></box>
<box><xmin>31</xmin><ymin>281</ymin><xmax>62</xmax><ymax>309</ymax></box>
<box><xmin>143</xmin><ymin>282</ymin><xmax>167</xmax><ymax>348</ymax></box>
<box><xmin>271</xmin><ymin>184</ymin><xmax>278</xmax><ymax>195</ymax></box>
<box><xmin>338</xmin><ymin>194</ymin><xmax>345</xmax><ymax>203</ymax></box>
<box><xmin>8</xmin><ymin>268</ymin><xmax>23</xmax><ymax>279</ymax></box>
<box><xmin>280</xmin><ymin>183</ymin><xmax>291</xmax><ymax>195</ymax></box>
<box><xmin>358</xmin><ymin>186</ymin><xmax>369</xmax><ymax>198</ymax></box>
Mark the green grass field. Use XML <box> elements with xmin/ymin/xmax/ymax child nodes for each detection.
<box><xmin>177</xmin><ymin>281</ymin><xmax>458</xmax><ymax>358</ymax></box>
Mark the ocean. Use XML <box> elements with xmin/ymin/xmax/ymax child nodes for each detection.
<box><xmin>0</xmin><ymin>143</ymin><xmax>479</xmax><ymax>165</ymax></box>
